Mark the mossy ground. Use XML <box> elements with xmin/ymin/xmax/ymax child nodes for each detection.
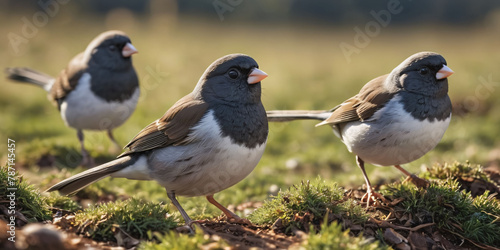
<box><xmin>1</xmin><ymin>162</ymin><xmax>499</xmax><ymax>249</ymax></box>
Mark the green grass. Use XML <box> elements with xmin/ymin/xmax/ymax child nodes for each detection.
<box><xmin>249</xmin><ymin>177</ymin><xmax>368</xmax><ymax>232</ymax></box>
<box><xmin>303</xmin><ymin>221</ymin><xmax>386</xmax><ymax>250</ymax></box>
<box><xmin>383</xmin><ymin>179</ymin><xmax>500</xmax><ymax>246</ymax></box>
<box><xmin>73</xmin><ymin>197</ymin><xmax>177</xmax><ymax>242</ymax></box>
<box><xmin>0</xmin><ymin>165</ymin><xmax>52</xmax><ymax>223</ymax></box>
<box><xmin>45</xmin><ymin>193</ymin><xmax>81</xmax><ymax>212</ymax></box>
<box><xmin>139</xmin><ymin>225</ymin><xmax>229</xmax><ymax>250</ymax></box>
<box><xmin>423</xmin><ymin>161</ymin><xmax>494</xmax><ymax>183</ymax></box>
<box><xmin>248</xmin><ymin>164</ymin><xmax>500</xmax><ymax>248</ymax></box>
<box><xmin>3</xmin><ymin>162</ymin><xmax>498</xmax><ymax>248</ymax></box>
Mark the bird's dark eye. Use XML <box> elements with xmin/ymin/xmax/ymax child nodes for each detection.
<box><xmin>108</xmin><ymin>45</ymin><xmax>117</xmax><ymax>51</ymax></box>
<box><xmin>228</xmin><ymin>69</ymin><xmax>240</xmax><ymax>79</ymax></box>
<box><xmin>419</xmin><ymin>67</ymin><xmax>429</xmax><ymax>75</ymax></box>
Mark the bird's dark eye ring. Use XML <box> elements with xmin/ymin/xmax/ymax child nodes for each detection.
<box><xmin>228</xmin><ymin>69</ymin><xmax>239</xmax><ymax>79</ymax></box>
<box><xmin>419</xmin><ymin>67</ymin><xmax>429</xmax><ymax>75</ymax></box>
<box><xmin>108</xmin><ymin>45</ymin><xmax>117</xmax><ymax>51</ymax></box>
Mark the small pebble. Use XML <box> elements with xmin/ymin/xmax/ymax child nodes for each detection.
<box><xmin>268</xmin><ymin>184</ymin><xmax>279</xmax><ymax>195</ymax></box>
<box><xmin>285</xmin><ymin>158</ymin><xmax>299</xmax><ymax>170</ymax></box>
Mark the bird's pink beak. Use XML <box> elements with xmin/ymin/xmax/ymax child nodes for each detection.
<box><xmin>247</xmin><ymin>68</ymin><xmax>268</xmax><ymax>84</ymax></box>
<box><xmin>122</xmin><ymin>43</ymin><xmax>138</xmax><ymax>58</ymax></box>
<box><xmin>436</xmin><ymin>65</ymin><xmax>454</xmax><ymax>80</ymax></box>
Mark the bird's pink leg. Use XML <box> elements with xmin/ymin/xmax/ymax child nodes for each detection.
<box><xmin>394</xmin><ymin>165</ymin><xmax>429</xmax><ymax>188</ymax></box>
<box><xmin>206</xmin><ymin>195</ymin><xmax>251</xmax><ymax>224</ymax></box>
<box><xmin>77</xmin><ymin>129</ymin><xmax>94</xmax><ymax>167</ymax></box>
<box><xmin>356</xmin><ymin>156</ymin><xmax>387</xmax><ymax>207</ymax></box>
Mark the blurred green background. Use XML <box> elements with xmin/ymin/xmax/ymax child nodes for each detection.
<box><xmin>1</xmin><ymin>1</ymin><xmax>500</xmax><ymax>218</ymax></box>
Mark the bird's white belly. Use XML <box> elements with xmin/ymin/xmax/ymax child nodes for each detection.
<box><xmin>147</xmin><ymin>111</ymin><xmax>267</xmax><ymax>197</ymax></box>
<box><xmin>60</xmin><ymin>73</ymin><xmax>139</xmax><ymax>130</ymax></box>
<box><xmin>340</xmin><ymin>98</ymin><xmax>450</xmax><ymax>166</ymax></box>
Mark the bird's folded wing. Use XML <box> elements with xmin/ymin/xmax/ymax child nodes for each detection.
<box><xmin>50</xmin><ymin>53</ymin><xmax>86</xmax><ymax>106</ymax></box>
<box><xmin>118</xmin><ymin>94</ymin><xmax>209</xmax><ymax>157</ymax></box>
<box><xmin>320</xmin><ymin>74</ymin><xmax>395</xmax><ymax>126</ymax></box>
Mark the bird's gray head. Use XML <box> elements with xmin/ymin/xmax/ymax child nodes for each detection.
<box><xmin>388</xmin><ymin>51</ymin><xmax>453</xmax><ymax>98</ymax></box>
<box><xmin>193</xmin><ymin>54</ymin><xmax>268</xmax><ymax>106</ymax></box>
<box><xmin>85</xmin><ymin>30</ymin><xmax>138</xmax><ymax>71</ymax></box>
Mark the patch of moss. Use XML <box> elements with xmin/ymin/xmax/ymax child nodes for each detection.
<box><xmin>139</xmin><ymin>225</ymin><xmax>229</xmax><ymax>250</ymax></box>
<box><xmin>45</xmin><ymin>193</ymin><xmax>81</xmax><ymax>212</ymax></box>
<box><xmin>73</xmin><ymin>197</ymin><xmax>177</xmax><ymax>242</ymax></box>
<box><xmin>0</xmin><ymin>165</ymin><xmax>52</xmax><ymax>223</ymax></box>
<box><xmin>249</xmin><ymin>177</ymin><xmax>367</xmax><ymax>232</ymax></box>
<box><xmin>337</xmin><ymin>198</ymin><xmax>369</xmax><ymax>224</ymax></box>
<box><xmin>384</xmin><ymin>178</ymin><xmax>500</xmax><ymax>247</ymax></box>
<box><xmin>304</xmin><ymin>220</ymin><xmax>386</xmax><ymax>250</ymax></box>
<box><xmin>423</xmin><ymin>161</ymin><xmax>493</xmax><ymax>183</ymax></box>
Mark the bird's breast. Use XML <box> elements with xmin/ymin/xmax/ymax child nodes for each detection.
<box><xmin>60</xmin><ymin>73</ymin><xmax>139</xmax><ymax>130</ymax></box>
<box><xmin>340</xmin><ymin>95</ymin><xmax>451</xmax><ymax>166</ymax></box>
<box><xmin>212</xmin><ymin>103</ymin><xmax>269</xmax><ymax>148</ymax></box>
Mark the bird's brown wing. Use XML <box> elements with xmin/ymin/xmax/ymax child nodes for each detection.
<box><xmin>50</xmin><ymin>53</ymin><xmax>86</xmax><ymax>107</ymax></box>
<box><xmin>118</xmin><ymin>94</ymin><xmax>209</xmax><ymax>157</ymax></box>
<box><xmin>319</xmin><ymin>74</ymin><xmax>395</xmax><ymax>126</ymax></box>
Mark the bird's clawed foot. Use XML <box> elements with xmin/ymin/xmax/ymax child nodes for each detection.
<box><xmin>404</xmin><ymin>174</ymin><xmax>430</xmax><ymax>188</ymax></box>
<box><xmin>394</xmin><ymin>165</ymin><xmax>429</xmax><ymax>188</ymax></box>
<box><xmin>176</xmin><ymin>223</ymin><xmax>196</xmax><ymax>234</ymax></box>
<box><xmin>225</xmin><ymin>214</ymin><xmax>253</xmax><ymax>226</ymax></box>
<box><xmin>205</xmin><ymin>195</ymin><xmax>253</xmax><ymax>226</ymax></box>
<box><xmin>361</xmin><ymin>189</ymin><xmax>388</xmax><ymax>208</ymax></box>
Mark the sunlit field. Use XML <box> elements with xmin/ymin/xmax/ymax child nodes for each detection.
<box><xmin>1</xmin><ymin>10</ymin><xmax>500</xmax><ymax>247</ymax></box>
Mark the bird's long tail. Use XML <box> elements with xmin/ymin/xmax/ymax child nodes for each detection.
<box><xmin>266</xmin><ymin>110</ymin><xmax>331</xmax><ymax>122</ymax></box>
<box><xmin>46</xmin><ymin>155</ymin><xmax>139</xmax><ymax>195</ymax></box>
<box><xmin>5</xmin><ymin>67</ymin><xmax>55</xmax><ymax>92</ymax></box>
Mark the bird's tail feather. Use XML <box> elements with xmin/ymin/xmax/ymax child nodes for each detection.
<box><xmin>5</xmin><ymin>67</ymin><xmax>55</xmax><ymax>92</ymax></box>
<box><xmin>267</xmin><ymin>110</ymin><xmax>331</xmax><ymax>122</ymax></box>
<box><xmin>46</xmin><ymin>155</ymin><xmax>138</xmax><ymax>195</ymax></box>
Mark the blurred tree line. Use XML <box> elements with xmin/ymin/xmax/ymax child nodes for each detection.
<box><xmin>3</xmin><ymin>0</ymin><xmax>500</xmax><ymax>25</ymax></box>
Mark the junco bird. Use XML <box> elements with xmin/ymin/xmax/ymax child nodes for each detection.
<box><xmin>6</xmin><ymin>30</ymin><xmax>139</xmax><ymax>167</ymax></box>
<box><xmin>267</xmin><ymin>52</ymin><xmax>454</xmax><ymax>205</ymax></box>
<box><xmin>46</xmin><ymin>54</ymin><xmax>269</xmax><ymax>228</ymax></box>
